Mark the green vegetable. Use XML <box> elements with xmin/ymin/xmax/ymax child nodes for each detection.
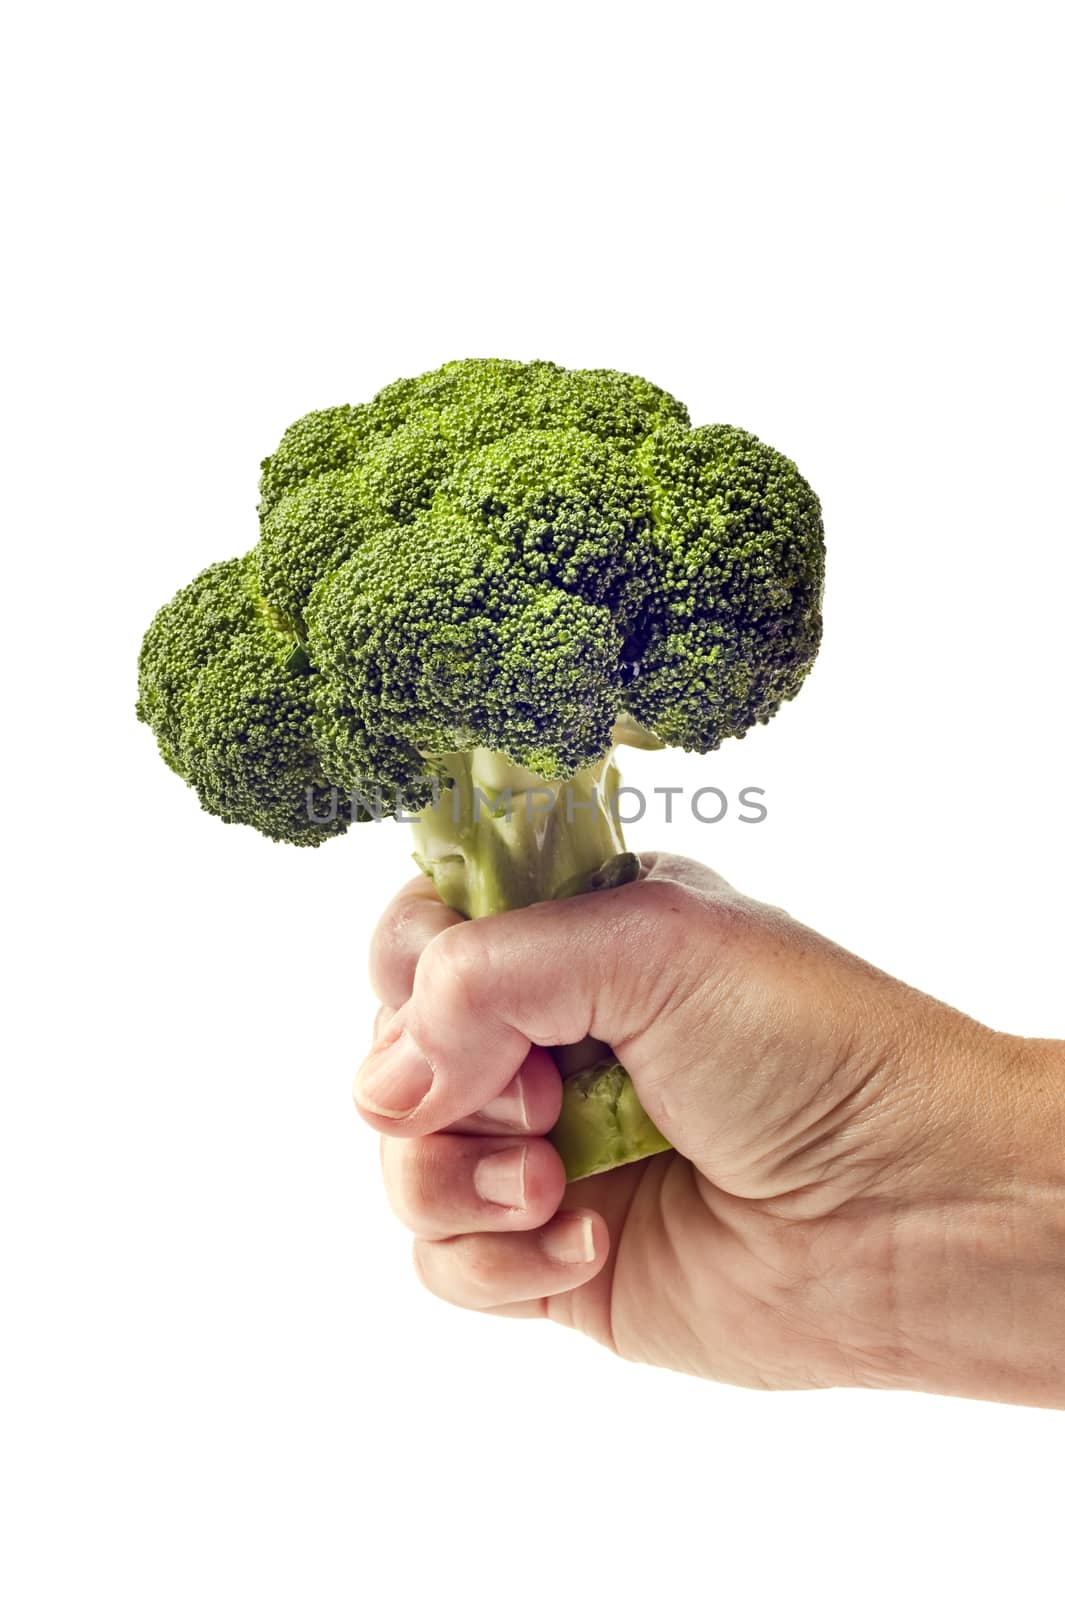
<box><xmin>137</xmin><ymin>359</ymin><xmax>825</xmax><ymax>1179</ymax></box>
<box><xmin>550</xmin><ymin>1062</ymin><xmax>674</xmax><ymax>1181</ymax></box>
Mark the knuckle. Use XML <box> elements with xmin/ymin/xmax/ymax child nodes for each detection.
<box><xmin>418</xmin><ymin>920</ymin><xmax>489</xmax><ymax>1014</ymax></box>
<box><xmin>637</xmin><ymin>876</ymin><xmax>760</xmax><ymax>950</ymax></box>
<box><xmin>373</xmin><ymin>909</ymin><xmax>418</xmax><ymax>980</ymax></box>
<box><xmin>634</xmin><ymin>875</ymin><xmax>709</xmax><ymax>925</ymax></box>
<box><xmin>390</xmin><ymin>1137</ymin><xmax>448</xmax><ymax>1227</ymax></box>
<box><xmin>380</xmin><ymin>1140</ymin><xmax>412</xmax><ymax>1224</ymax></box>
<box><xmin>370</xmin><ymin>888</ymin><xmax>444</xmax><ymax>994</ymax></box>
<box><xmin>408</xmin><ymin>1137</ymin><xmax>454</xmax><ymax>1217</ymax></box>
<box><xmin>386</xmin><ymin>1134</ymin><xmax>491</xmax><ymax>1238</ymax></box>
<box><xmin>386</xmin><ymin>894</ymin><xmax>432</xmax><ymax>954</ymax></box>
<box><xmin>459</xmin><ymin>1236</ymin><xmax>499</xmax><ymax>1297</ymax></box>
<box><xmin>410</xmin><ymin>1238</ymin><xmax>434</xmax><ymax>1295</ymax></box>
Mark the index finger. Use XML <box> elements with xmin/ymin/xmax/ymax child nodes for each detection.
<box><xmin>369</xmin><ymin>874</ymin><xmax>464</xmax><ymax>1010</ymax></box>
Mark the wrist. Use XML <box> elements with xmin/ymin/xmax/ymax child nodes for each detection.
<box><xmin>881</xmin><ymin>1033</ymin><xmax>1065</xmax><ymax>1406</ymax></box>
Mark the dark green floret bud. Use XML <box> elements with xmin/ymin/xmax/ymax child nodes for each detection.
<box><xmin>136</xmin><ymin>554</ymin><xmax>349</xmax><ymax>845</ymax></box>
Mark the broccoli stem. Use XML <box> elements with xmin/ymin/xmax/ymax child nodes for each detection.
<box><xmin>411</xmin><ymin>749</ymin><xmax>626</xmax><ymax>918</ymax></box>
<box><xmin>410</xmin><ymin>747</ymin><xmax>671</xmax><ymax>1182</ymax></box>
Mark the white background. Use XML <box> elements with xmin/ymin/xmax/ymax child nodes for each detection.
<box><xmin>4</xmin><ymin>2</ymin><xmax>1063</xmax><ymax>1596</ymax></box>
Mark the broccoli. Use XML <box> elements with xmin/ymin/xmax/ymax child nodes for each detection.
<box><xmin>137</xmin><ymin>359</ymin><xmax>825</xmax><ymax>1180</ymax></box>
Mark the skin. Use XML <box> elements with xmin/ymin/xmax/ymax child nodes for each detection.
<box><xmin>355</xmin><ymin>853</ymin><xmax>1065</xmax><ymax>1407</ymax></box>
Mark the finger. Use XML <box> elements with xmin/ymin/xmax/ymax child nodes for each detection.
<box><xmin>412</xmin><ymin>1208</ymin><xmax>607</xmax><ymax>1310</ymax></box>
<box><xmin>379</xmin><ymin>1132</ymin><xmax>567</xmax><ymax>1240</ymax></box>
<box><xmin>365</xmin><ymin>1035</ymin><xmax>560</xmax><ymax>1137</ymax></box>
<box><xmin>369</xmin><ymin>875</ymin><xmax>463</xmax><ymax>1009</ymax></box>
<box><xmin>353</xmin><ymin>876</ymin><xmax>709</xmax><ymax>1132</ymax></box>
<box><xmin>447</xmin><ymin>1047</ymin><xmax>562</xmax><ymax>1136</ymax></box>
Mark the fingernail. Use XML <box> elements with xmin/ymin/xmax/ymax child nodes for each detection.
<box><xmin>478</xmin><ymin>1075</ymin><xmax>529</xmax><ymax>1131</ymax></box>
<box><xmin>355</xmin><ymin>1030</ymin><xmax>434</xmax><ymax>1118</ymax></box>
<box><xmin>474</xmin><ymin>1146</ymin><xmax>527</xmax><ymax>1209</ymax></box>
<box><xmin>542</xmin><ymin>1214</ymin><xmax>596</xmax><ymax>1265</ymax></box>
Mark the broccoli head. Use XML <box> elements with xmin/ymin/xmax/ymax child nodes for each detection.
<box><xmin>140</xmin><ymin>359</ymin><xmax>822</xmax><ymax>831</ymax></box>
<box><xmin>137</xmin><ymin>358</ymin><xmax>825</xmax><ymax>1178</ymax></box>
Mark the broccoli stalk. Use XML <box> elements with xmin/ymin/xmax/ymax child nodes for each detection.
<box><xmin>410</xmin><ymin>747</ymin><xmax>625</xmax><ymax>918</ymax></box>
<box><xmin>408</xmin><ymin>741</ymin><xmax>672</xmax><ymax>1179</ymax></box>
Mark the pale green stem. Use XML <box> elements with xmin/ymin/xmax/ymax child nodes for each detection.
<box><xmin>409</xmin><ymin>747</ymin><xmax>671</xmax><ymax>1181</ymax></box>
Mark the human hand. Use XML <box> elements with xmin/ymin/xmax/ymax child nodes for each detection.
<box><xmin>356</xmin><ymin>853</ymin><xmax>1065</xmax><ymax>1406</ymax></box>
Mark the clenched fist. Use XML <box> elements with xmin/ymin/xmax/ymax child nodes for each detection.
<box><xmin>355</xmin><ymin>853</ymin><xmax>1065</xmax><ymax>1408</ymax></box>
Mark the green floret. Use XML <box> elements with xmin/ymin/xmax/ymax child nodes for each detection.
<box><xmin>256</xmin><ymin>364</ymin><xmax>544</xmax><ymax>631</ymax></box>
<box><xmin>258</xmin><ymin>362</ymin><xmax>541</xmax><ymax>522</ymax></box>
<box><xmin>303</xmin><ymin>426</ymin><xmax>658</xmax><ymax>810</ymax></box>
<box><xmin>527</xmin><ymin>364</ymin><xmax>690</xmax><ymax>442</ymax></box>
<box><xmin>136</xmin><ymin>554</ymin><xmax>349</xmax><ymax>845</ymax></box>
<box><xmin>388</xmin><ymin>357</ymin><xmax>553</xmax><ymax>451</ymax></box>
<box><xmin>434</xmin><ymin>427</ymin><xmax>655</xmax><ymax>623</ymax></box>
<box><xmin>627</xmin><ymin>422</ymin><xmax>825</xmax><ymax>750</ymax></box>
<box><xmin>305</xmin><ymin>489</ymin><xmax>630</xmax><ymax>811</ymax></box>
<box><xmin>359</xmin><ymin>419</ymin><xmax>455</xmax><ymax>522</ymax></box>
<box><xmin>139</xmin><ymin>357</ymin><xmax>826</xmax><ymax>1180</ymax></box>
<box><xmin>257</xmin><ymin>468</ymin><xmax>391</xmax><ymax>630</ymax></box>
<box><xmin>255</xmin><ymin>361</ymin><xmax>692</xmax><ymax>639</ymax></box>
<box><xmin>258</xmin><ymin>405</ymin><xmax>375</xmax><ymax>517</ymax></box>
<box><xmin>136</xmin><ymin>555</ymin><xmax>255</xmax><ymax>775</ymax></box>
